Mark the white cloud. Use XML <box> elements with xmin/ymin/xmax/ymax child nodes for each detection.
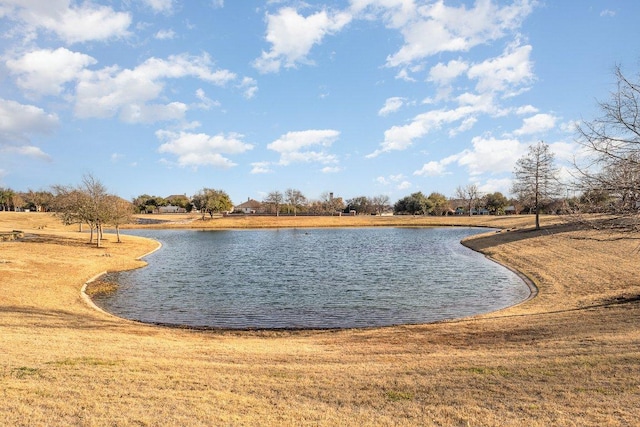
<box><xmin>120</xmin><ymin>102</ymin><xmax>188</xmax><ymax>124</ymax></box>
<box><xmin>397</xmin><ymin>180</ymin><xmax>412</xmax><ymax>190</ymax></box>
<box><xmin>376</xmin><ymin>176</ymin><xmax>390</xmax><ymax>185</ymax></box>
<box><xmin>367</xmin><ymin>103</ymin><xmax>486</xmax><ymax>157</ymax></box>
<box><xmin>364</xmin><ymin>0</ymin><xmax>535</xmax><ymax>67</ymax></box>
<box><xmin>515</xmin><ymin>105</ymin><xmax>539</xmax><ymax>115</ymax></box>
<box><xmin>74</xmin><ymin>53</ymin><xmax>236</xmax><ymax>123</ymax></box>
<box><xmin>600</xmin><ymin>9</ymin><xmax>616</xmax><ymax>17</ymax></box>
<box><xmin>456</xmin><ymin>135</ymin><xmax>523</xmax><ymax>176</ymax></box>
<box><xmin>395</xmin><ymin>68</ymin><xmax>417</xmax><ymax>82</ymax></box>
<box><xmin>268</xmin><ymin>129</ymin><xmax>340</xmax><ymax>165</ymax></box>
<box><xmin>250</xmin><ymin>161</ymin><xmax>273</xmax><ymax>174</ymax></box>
<box><xmin>1</xmin><ymin>145</ymin><xmax>51</xmax><ymax>161</ymax></box>
<box><xmin>155</xmin><ymin>29</ymin><xmax>176</xmax><ymax>40</ymax></box>
<box><xmin>253</xmin><ymin>7</ymin><xmax>352</xmax><ymax>73</ymax></box>
<box><xmin>376</xmin><ymin>173</ymin><xmax>407</xmax><ymax>186</ymax></box>
<box><xmin>479</xmin><ymin>177</ymin><xmax>512</xmax><ymax>195</ymax></box>
<box><xmin>142</xmin><ymin>0</ymin><xmax>175</xmax><ymax>13</ymax></box>
<box><xmin>467</xmin><ymin>43</ymin><xmax>534</xmax><ymax>96</ymax></box>
<box><xmin>321</xmin><ymin>166</ymin><xmax>341</xmax><ymax>173</ymax></box>
<box><xmin>0</xmin><ymin>98</ymin><xmax>58</xmax><ymax>146</ymax></box>
<box><xmin>413</xmin><ymin>160</ymin><xmax>447</xmax><ymax>177</ymax></box>
<box><xmin>378</xmin><ymin>97</ymin><xmax>405</xmax><ymax>116</ymax></box>
<box><xmin>194</xmin><ymin>88</ymin><xmax>220</xmax><ymax>110</ymax></box>
<box><xmin>514</xmin><ymin>113</ymin><xmax>557</xmax><ymax>135</ymax></box>
<box><xmin>560</xmin><ymin>120</ymin><xmax>579</xmax><ymax>133</ymax></box>
<box><xmin>549</xmin><ymin>140</ymin><xmax>580</xmax><ymax>163</ymax></box>
<box><xmin>428</xmin><ymin>59</ymin><xmax>469</xmax><ymax>85</ymax></box>
<box><xmin>6</xmin><ymin>47</ymin><xmax>97</xmax><ymax>96</ymax></box>
<box><xmin>268</xmin><ymin>129</ymin><xmax>339</xmax><ymax>152</ymax></box>
<box><xmin>3</xmin><ymin>1</ymin><xmax>131</xmax><ymax>43</ymax></box>
<box><xmin>156</xmin><ymin>130</ymin><xmax>253</xmax><ymax>168</ymax></box>
<box><xmin>238</xmin><ymin>77</ymin><xmax>258</xmax><ymax>99</ymax></box>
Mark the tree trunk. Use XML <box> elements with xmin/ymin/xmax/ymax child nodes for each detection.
<box><xmin>535</xmin><ymin>190</ymin><xmax>540</xmax><ymax>230</ymax></box>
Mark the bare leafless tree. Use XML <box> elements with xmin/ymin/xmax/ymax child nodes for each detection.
<box><xmin>512</xmin><ymin>141</ymin><xmax>559</xmax><ymax>230</ymax></box>
<box><xmin>455</xmin><ymin>184</ymin><xmax>480</xmax><ymax>217</ymax></box>
<box><xmin>105</xmin><ymin>195</ymin><xmax>134</xmax><ymax>243</ymax></box>
<box><xmin>284</xmin><ymin>188</ymin><xmax>306</xmax><ymax>216</ymax></box>
<box><xmin>575</xmin><ymin>65</ymin><xmax>640</xmax><ymax>230</ymax></box>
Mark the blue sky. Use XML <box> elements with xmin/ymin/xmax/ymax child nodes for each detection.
<box><xmin>1</xmin><ymin>0</ymin><xmax>639</xmax><ymax>205</ymax></box>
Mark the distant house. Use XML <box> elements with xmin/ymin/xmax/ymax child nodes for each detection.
<box><xmin>504</xmin><ymin>205</ymin><xmax>517</xmax><ymax>215</ymax></box>
<box><xmin>470</xmin><ymin>208</ymin><xmax>490</xmax><ymax>215</ymax></box>
<box><xmin>158</xmin><ymin>205</ymin><xmax>185</xmax><ymax>214</ymax></box>
<box><xmin>235</xmin><ymin>198</ymin><xmax>263</xmax><ymax>214</ymax></box>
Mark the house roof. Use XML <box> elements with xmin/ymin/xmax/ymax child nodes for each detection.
<box><xmin>235</xmin><ymin>198</ymin><xmax>262</xmax><ymax>209</ymax></box>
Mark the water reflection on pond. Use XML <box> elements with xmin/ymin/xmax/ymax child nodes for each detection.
<box><xmin>94</xmin><ymin>227</ymin><xmax>529</xmax><ymax>329</ymax></box>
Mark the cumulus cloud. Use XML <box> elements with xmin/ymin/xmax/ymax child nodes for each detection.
<box><xmin>376</xmin><ymin>173</ymin><xmax>411</xmax><ymax>190</ymax></box>
<box><xmin>74</xmin><ymin>53</ymin><xmax>236</xmax><ymax>123</ymax></box>
<box><xmin>378</xmin><ymin>97</ymin><xmax>405</xmax><ymax>116</ymax></box>
<box><xmin>156</xmin><ymin>130</ymin><xmax>253</xmax><ymax>168</ymax></box>
<box><xmin>268</xmin><ymin>129</ymin><xmax>340</xmax><ymax>165</ymax></box>
<box><xmin>250</xmin><ymin>161</ymin><xmax>273</xmax><ymax>174</ymax></box>
<box><xmin>428</xmin><ymin>59</ymin><xmax>469</xmax><ymax>85</ymax></box>
<box><xmin>321</xmin><ymin>166</ymin><xmax>341</xmax><ymax>173</ymax></box>
<box><xmin>6</xmin><ymin>47</ymin><xmax>97</xmax><ymax>97</ymax></box>
<box><xmin>369</xmin><ymin>42</ymin><xmax>535</xmax><ymax>158</ymax></box>
<box><xmin>238</xmin><ymin>77</ymin><xmax>258</xmax><ymax>99</ymax></box>
<box><xmin>479</xmin><ymin>177</ymin><xmax>513</xmax><ymax>194</ymax></box>
<box><xmin>367</xmin><ymin>103</ymin><xmax>487</xmax><ymax>158</ymax></box>
<box><xmin>194</xmin><ymin>88</ymin><xmax>220</xmax><ymax>110</ymax></box>
<box><xmin>397</xmin><ymin>180</ymin><xmax>412</xmax><ymax>190</ymax></box>
<box><xmin>513</xmin><ymin>113</ymin><xmax>557</xmax><ymax>135</ymax></box>
<box><xmin>155</xmin><ymin>29</ymin><xmax>176</xmax><ymax>40</ymax></box>
<box><xmin>515</xmin><ymin>105</ymin><xmax>539</xmax><ymax>115</ymax></box>
<box><xmin>253</xmin><ymin>7</ymin><xmax>352</xmax><ymax>73</ymax></box>
<box><xmin>142</xmin><ymin>0</ymin><xmax>175</xmax><ymax>13</ymax></box>
<box><xmin>353</xmin><ymin>0</ymin><xmax>535</xmax><ymax>68</ymax></box>
<box><xmin>413</xmin><ymin>160</ymin><xmax>447</xmax><ymax>177</ymax></box>
<box><xmin>456</xmin><ymin>135</ymin><xmax>523</xmax><ymax>176</ymax></box>
<box><xmin>2</xmin><ymin>1</ymin><xmax>131</xmax><ymax>43</ymax></box>
<box><xmin>0</xmin><ymin>98</ymin><xmax>58</xmax><ymax>147</ymax></box>
<box><xmin>1</xmin><ymin>145</ymin><xmax>51</xmax><ymax>161</ymax></box>
<box><xmin>467</xmin><ymin>42</ymin><xmax>534</xmax><ymax>96</ymax></box>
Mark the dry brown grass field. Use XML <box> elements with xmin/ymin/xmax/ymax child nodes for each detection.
<box><xmin>1</xmin><ymin>212</ymin><xmax>639</xmax><ymax>426</ymax></box>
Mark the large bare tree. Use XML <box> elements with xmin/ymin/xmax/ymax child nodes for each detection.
<box><xmin>263</xmin><ymin>190</ymin><xmax>284</xmax><ymax>216</ymax></box>
<box><xmin>575</xmin><ymin>65</ymin><xmax>640</xmax><ymax>230</ymax></box>
<box><xmin>284</xmin><ymin>188</ymin><xmax>306</xmax><ymax>216</ymax></box>
<box><xmin>455</xmin><ymin>184</ymin><xmax>480</xmax><ymax>217</ymax></box>
<box><xmin>512</xmin><ymin>141</ymin><xmax>559</xmax><ymax>230</ymax></box>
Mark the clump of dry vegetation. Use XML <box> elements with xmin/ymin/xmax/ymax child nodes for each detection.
<box><xmin>0</xmin><ymin>212</ymin><xmax>639</xmax><ymax>426</ymax></box>
<box><xmin>83</xmin><ymin>280</ymin><xmax>119</xmax><ymax>297</ymax></box>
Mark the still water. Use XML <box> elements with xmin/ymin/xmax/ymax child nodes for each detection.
<box><xmin>94</xmin><ymin>227</ymin><xmax>530</xmax><ymax>329</ymax></box>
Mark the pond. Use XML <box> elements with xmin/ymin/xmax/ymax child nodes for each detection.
<box><xmin>93</xmin><ymin>227</ymin><xmax>530</xmax><ymax>329</ymax></box>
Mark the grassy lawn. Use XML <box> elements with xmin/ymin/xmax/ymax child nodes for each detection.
<box><xmin>0</xmin><ymin>212</ymin><xmax>638</xmax><ymax>426</ymax></box>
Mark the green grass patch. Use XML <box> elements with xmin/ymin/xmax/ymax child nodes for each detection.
<box><xmin>48</xmin><ymin>357</ymin><xmax>119</xmax><ymax>367</ymax></box>
<box><xmin>12</xmin><ymin>366</ymin><xmax>41</xmax><ymax>379</ymax></box>
<box><xmin>464</xmin><ymin>366</ymin><xmax>512</xmax><ymax>376</ymax></box>
<box><xmin>385</xmin><ymin>390</ymin><xmax>414</xmax><ymax>401</ymax></box>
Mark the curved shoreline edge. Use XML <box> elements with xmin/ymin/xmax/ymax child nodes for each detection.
<box><xmin>80</xmin><ymin>239</ymin><xmax>163</xmax><ymax>322</ymax></box>
<box><xmin>80</xmin><ymin>229</ymin><xmax>537</xmax><ymax>331</ymax></box>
